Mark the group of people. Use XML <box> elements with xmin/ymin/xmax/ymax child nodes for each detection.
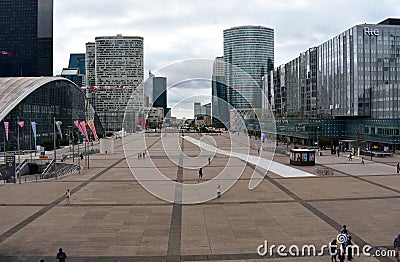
<box><xmin>330</xmin><ymin>225</ymin><xmax>400</xmax><ymax>262</ymax></box>
<box><xmin>137</xmin><ymin>151</ymin><xmax>147</xmax><ymax>159</ymax></box>
<box><xmin>330</xmin><ymin>225</ymin><xmax>353</xmax><ymax>262</ymax></box>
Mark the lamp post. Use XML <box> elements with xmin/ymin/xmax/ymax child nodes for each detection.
<box><xmin>53</xmin><ymin>117</ymin><xmax>57</xmax><ymax>179</ymax></box>
<box><xmin>17</xmin><ymin>117</ymin><xmax>21</xmax><ymax>184</ymax></box>
<box><xmin>317</xmin><ymin>126</ymin><xmax>320</xmax><ymax>150</ymax></box>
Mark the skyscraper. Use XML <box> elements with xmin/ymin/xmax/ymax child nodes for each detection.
<box><xmin>223</xmin><ymin>25</ymin><xmax>274</xmax><ymax>109</ymax></box>
<box><xmin>0</xmin><ymin>0</ymin><xmax>53</xmax><ymax>77</ymax></box>
<box><xmin>211</xmin><ymin>56</ymin><xmax>229</xmax><ymax>126</ymax></box>
<box><xmin>85</xmin><ymin>34</ymin><xmax>144</xmax><ymax>132</ymax></box>
<box><xmin>68</xmin><ymin>53</ymin><xmax>86</xmax><ymax>75</ymax></box>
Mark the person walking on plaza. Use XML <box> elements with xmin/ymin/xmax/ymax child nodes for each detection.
<box><xmin>348</xmin><ymin>152</ymin><xmax>352</xmax><ymax>161</ymax></box>
<box><xmin>397</xmin><ymin>162</ymin><xmax>400</xmax><ymax>174</ymax></box>
<box><xmin>65</xmin><ymin>189</ymin><xmax>70</xmax><ymax>204</ymax></box>
<box><xmin>394</xmin><ymin>233</ymin><xmax>400</xmax><ymax>261</ymax></box>
<box><xmin>346</xmin><ymin>235</ymin><xmax>353</xmax><ymax>261</ymax></box>
<box><xmin>217</xmin><ymin>185</ymin><xmax>222</xmax><ymax>198</ymax></box>
<box><xmin>56</xmin><ymin>248</ymin><xmax>67</xmax><ymax>261</ymax></box>
<box><xmin>361</xmin><ymin>157</ymin><xmax>364</xmax><ymax>165</ymax></box>
<box><xmin>330</xmin><ymin>239</ymin><xmax>338</xmax><ymax>262</ymax></box>
<box><xmin>198</xmin><ymin>167</ymin><xmax>203</xmax><ymax>182</ymax></box>
<box><xmin>208</xmin><ymin>157</ymin><xmax>211</xmax><ymax>165</ymax></box>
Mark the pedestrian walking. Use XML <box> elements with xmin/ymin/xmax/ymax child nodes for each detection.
<box><xmin>346</xmin><ymin>235</ymin><xmax>353</xmax><ymax>261</ymax></box>
<box><xmin>56</xmin><ymin>248</ymin><xmax>67</xmax><ymax>262</ymax></box>
<box><xmin>394</xmin><ymin>233</ymin><xmax>400</xmax><ymax>262</ymax></box>
<box><xmin>217</xmin><ymin>185</ymin><xmax>222</xmax><ymax>198</ymax></box>
<box><xmin>361</xmin><ymin>157</ymin><xmax>364</xmax><ymax>165</ymax></box>
<box><xmin>330</xmin><ymin>239</ymin><xmax>338</xmax><ymax>262</ymax></box>
<box><xmin>337</xmin><ymin>148</ymin><xmax>340</xmax><ymax>157</ymax></box>
<box><xmin>80</xmin><ymin>153</ymin><xmax>83</xmax><ymax>160</ymax></box>
<box><xmin>348</xmin><ymin>152</ymin><xmax>352</xmax><ymax>161</ymax></box>
<box><xmin>65</xmin><ymin>189</ymin><xmax>70</xmax><ymax>204</ymax></box>
<box><xmin>208</xmin><ymin>157</ymin><xmax>211</xmax><ymax>165</ymax></box>
<box><xmin>397</xmin><ymin>162</ymin><xmax>400</xmax><ymax>174</ymax></box>
<box><xmin>198</xmin><ymin>167</ymin><xmax>203</xmax><ymax>181</ymax></box>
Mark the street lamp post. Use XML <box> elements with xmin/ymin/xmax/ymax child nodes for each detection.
<box><xmin>53</xmin><ymin>117</ymin><xmax>57</xmax><ymax>179</ymax></box>
<box><xmin>17</xmin><ymin>117</ymin><xmax>21</xmax><ymax>184</ymax></box>
<box><xmin>317</xmin><ymin>126</ymin><xmax>320</xmax><ymax>150</ymax></box>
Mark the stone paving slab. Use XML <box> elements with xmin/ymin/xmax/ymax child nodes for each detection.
<box><xmin>311</xmin><ymin>198</ymin><xmax>400</xmax><ymax>247</ymax></box>
<box><xmin>0</xmin><ymin>133</ymin><xmax>398</xmax><ymax>261</ymax></box>
<box><xmin>277</xmin><ymin>176</ymin><xmax>398</xmax><ymax>201</ymax></box>
<box><xmin>0</xmin><ymin>206</ymin><xmax>43</xmax><ymax>235</ymax></box>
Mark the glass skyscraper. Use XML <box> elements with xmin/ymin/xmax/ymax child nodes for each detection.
<box><xmin>0</xmin><ymin>0</ymin><xmax>53</xmax><ymax>77</ymax></box>
<box><xmin>268</xmin><ymin>18</ymin><xmax>400</xmax><ymax>151</ymax></box>
<box><xmin>223</xmin><ymin>25</ymin><xmax>274</xmax><ymax>109</ymax></box>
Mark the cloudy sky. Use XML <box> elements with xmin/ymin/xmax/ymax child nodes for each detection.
<box><xmin>54</xmin><ymin>0</ymin><xmax>399</xmax><ymax>118</ymax></box>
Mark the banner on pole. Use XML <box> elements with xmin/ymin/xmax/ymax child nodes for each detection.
<box><xmin>80</xmin><ymin>121</ymin><xmax>90</xmax><ymax>142</ymax></box>
<box><xmin>74</xmin><ymin>120</ymin><xmax>84</xmax><ymax>135</ymax></box>
<box><xmin>4</xmin><ymin>122</ymin><xmax>9</xmax><ymax>141</ymax></box>
<box><xmin>17</xmin><ymin>121</ymin><xmax>24</xmax><ymax>128</ymax></box>
<box><xmin>55</xmin><ymin>121</ymin><xmax>62</xmax><ymax>139</ymax></box>
<box><xmin>87</xmin><ymin>120</ymin><xmax>98</xmax><ymax>141</ymax></box>
<box><xmin>31</xmin><ymin>122</ymin><xmax>37</xmax><ymax>143</ymax></box>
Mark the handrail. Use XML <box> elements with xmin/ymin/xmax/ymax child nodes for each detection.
<box><xmin>41</xmin><ymin>159</ymin><xmax>56</xmax><ymax>176</ymax></box>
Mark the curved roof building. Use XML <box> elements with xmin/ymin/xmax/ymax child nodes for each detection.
<box><xmin>0</xmin><ymin>77</ymin><xmax>103</xmax><ymax>151</ymax></box>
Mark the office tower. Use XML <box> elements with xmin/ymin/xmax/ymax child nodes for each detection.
<box><xmin>68</xmin><ymin>53</ymin><xmax>86</xmax><ymax>75</ymax></box>
<box><xmin>143</xmin><ymin>72</ymin><xmax>169</xmax><ymax>117</ymax></box>
<box><xmin>85</xmin><ymin>43</ymin><xmax>96</xmax><ymax>87</ymax></box>
<box><xmin>211</xmin><ymin>56</ymin><xmax>229</xmax><ymax>126</ymax></box>
<box><xmin>194</xmin><ymin>102</ymin><xmax>201</xmax><ymax>117</ymax></box>
<box><xmin>268</xmin><ymin>18</ymin><xmax>400</xmax><ymax>152</ymax></box>
<box><xmin>0</xmin><ymin>0</ymin><xmax>53</xmax><ymax>77</ymax></box>
<box><xmin>85</xmin><ymin>34</ymin><xmax>144</xmax><ymax>132</ymax></box>
<box><xmin>223</xmin><ymin>25</ymin><xmax>274</xmax><ymax>109</ymax></box>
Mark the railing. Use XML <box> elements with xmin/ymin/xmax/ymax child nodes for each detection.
<box><xmin>41</xmin><ymin>159</ymin><xmax>56</xmax><ymax>178</ymax></box>
<box><xmin>16</xmin><ymin>159</ymin><xmax>28</xmax><ymax>174</ymax></box>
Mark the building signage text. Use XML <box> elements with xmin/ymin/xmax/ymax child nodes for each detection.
<box><xmin>364</xmin><ymin>27</ymin><xmax>379</xmax><ymax>36</ymax></box>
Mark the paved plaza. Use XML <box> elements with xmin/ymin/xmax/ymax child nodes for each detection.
<box><xmin>0</xmin><ymin>133</ymin><xmax>399</xmax><ymax>261</ymax></box>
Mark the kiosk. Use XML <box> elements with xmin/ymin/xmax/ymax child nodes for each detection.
<box><xmin>290</xmin><ymin>149</ymin><xmax>315</xmax><ymax>166</ymax></box>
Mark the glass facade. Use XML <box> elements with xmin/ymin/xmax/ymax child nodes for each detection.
<box><xmin>224</xmin><ymin>26</ymin><xmax>274</xmax><ymax>109</ymax></box>
<box><xmin>0</xmin><ymin>78</ymin><xmax>103</xmax><ymax>151</ymax></box>
<box><xmin>211</xmin><ymin>57</ymin><xmax>229</xmax><ymax>126</ymax></box>
<box><xmin>0</xmin><ymin>0</ymin><xmax>53</xmax><ymax>77</ymax></box>
<box><xmin>268</xmin><ymin>19</ymin><xmax>400</xmax><ymax>149</ymax></box>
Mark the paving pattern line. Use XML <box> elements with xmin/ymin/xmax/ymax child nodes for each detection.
<box><xmin>247</xmin><ymin>163</ymin><xmax>394</xmax><ymax>262</ymax></box>
<box><xmin>167</xmin><ymin>135</ymin><xmax>184</xmax><ymax>261</ymax></box>
<box><xmin>0</xmin><ymin>137</ymin><xmax>160</xmax><ymax>244</ymax></box>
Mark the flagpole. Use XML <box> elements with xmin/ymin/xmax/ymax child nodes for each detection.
<box><xmin>17</xmin><ymin>118</ymin><xmax>21</xmax><ymax>184</ymax></box>
<box><xmin>29</xmin><ymin>119</ymin><xmax>32</xmax><ymax>161</ymax></box>
<box><xmin>53</xmin><ymin>117</ymin><xmax>57</xmax><ymax>179</ymax></box>
<box><xmin>3</xmin><ymin>122</ymin><xmax>5</xmax><ymax>165</ymax></box>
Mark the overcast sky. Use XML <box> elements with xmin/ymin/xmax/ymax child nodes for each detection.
<box><xmin>54</xmin><ymin>0</ymin><xmax>400</xmax><ymax>118</ymax></box>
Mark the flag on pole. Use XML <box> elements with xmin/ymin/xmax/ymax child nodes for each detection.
<box><xmin>17</xmin><ymin>121</ymin><xmax>24</xmax><ymax>128</ymax></box>
<box><xmin>80</xmin><ymin>121</ymin><xmax>90</xmax><ymax>142</ymax></box>
<box><xmin>4</xmin><ymin>122</ymin><xmax>9</xmax><ymax>141</ymax></box>
<box><xmin>87</xmin><ymin>120</ymin><xmax>98</xmax><ymax>141</ymax></box>
<box><xmin>31</xmin><ymin>122</ymin><xmax>37</xmax><ymax>143</ymax></box>
<box><xmin>55</xmin><ymin>121</ymin><xmax>62</xmax><ymax>139</ymax></box>
<box><xmin>74</xmin><ymin>120</ymin><xmax>84</xmax><ymax>135</ymax></box>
